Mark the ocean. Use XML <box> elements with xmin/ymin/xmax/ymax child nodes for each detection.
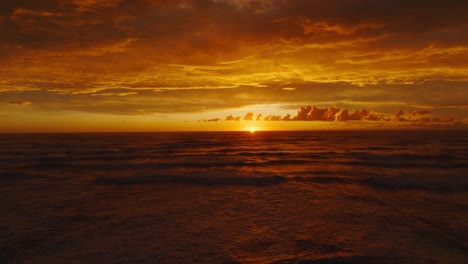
<box><xmin>1</xmin><ymin>130</ymin><xmax>467</xmax><ymax>263</ymax></box>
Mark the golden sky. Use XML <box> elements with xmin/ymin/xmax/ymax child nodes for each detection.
<box><xmin>1</xmin><ymin>0</ymin><xmax>467</xmax><ymax>132</ymax></box>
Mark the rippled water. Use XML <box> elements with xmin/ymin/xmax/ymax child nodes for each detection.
<box><xmin>1</xmin><ymin>130</ymin><xmax>467</xmax><ymax>263</ymax></box>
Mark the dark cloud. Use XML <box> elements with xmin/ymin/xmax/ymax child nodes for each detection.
<box><xmin>2</xmin><ymin>0</ymin><xmax>467</xmax><ymax>55</ymax></box>
<box><xmin>243</xmin><ymin>112</ymin><xmax>254</xmax><ymax>121</ymax></box>
<box><xmin>223</xmin><ymin>105</ymin><xmax>462</xmax><ymax>126</ymax></box>
<box><xmin>282</xmin><ymin>114</ymin><xmax>292</xmax><ymax>121</ymax></box>
<box><xmin>335</xmin><ymin>109</ymin><xmax>387</xmax><ymax>122</ymax></box>
<box><xmin>394</xmin><ymin>109</ymin><xmax>452</xmax><ymax>123</ymax></box>
<box><xmin>291</xmin><ymin>106</ymin><xmax>372</xmax><ymax>121</ymax></box>
<box><xmin>225</xmin><ymin>115</ymin><xmax>241</xmax><ymax>121</ymax></box>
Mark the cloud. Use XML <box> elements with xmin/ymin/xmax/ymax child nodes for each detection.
<box><xmin>335</xmin><ymin>109</ymin><xmax>388</xmax><ymax>122</ymax></box>
<box><xmin>8</xmin><ymin>100</ymin><xmax>32</xmax><ymax>106</ymax></box>
<box><xmin>270</xmin><ymin>115</ymin><xmax>282</xmax><ymax>121</ymax></box>
<box><xmin>290</xmin><ymin>106</ymin><xmax>377</xmax><ymax>121</ymax></box>
<box><xmin>243</xmin><ymin>112</ymin><xmax>254</xmax><ymax>120</ymax></box>
<box><xmin>288</xmin><ymin>105</ymin><xmax>459</xmax><ymax>124</ymax></box>
<box><xmin>393</xmin><ymin>109</ymin><xmax>455</xmax><ymax>124</ymax></box>
<box><xmin>0</xmin><ymin>81</ymin><xmax>466</xmax><ymax>118</ymax></box>
<box><xmin>293</xmin><ymin>106</ymin><xmax>340</xmax><ymax>121</ymax></box>
<box><xmin>225</xmin><ymin>115</ymin><xmax>241</xmax><ymax>121</ymax></box>
<box><xmin>0</xmin><ymin>0</ymin><xmax>466</xmax><ymax>130</ymax></box>
<box><xmin>282</xmin><ymin>114</ymin><xmax>292</xmax><ymax>121</ymax></box>
<box><xmin>223</xmin><ymin>105</ymin><xmax>463</xmax><ymax>126</ymax></box>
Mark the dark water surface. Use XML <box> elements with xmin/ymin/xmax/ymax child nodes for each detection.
<box><xmin>1</xmin><ymin>130</ymin><xmax>467</xmax><ymax>263</ymax></box>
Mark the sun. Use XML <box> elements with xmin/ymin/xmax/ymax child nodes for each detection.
<box><xmin>247</xmin><ymin>126</ymin><xmax>258</xmax><ymax>133</ymax></box>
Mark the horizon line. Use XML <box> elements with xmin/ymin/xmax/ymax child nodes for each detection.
<box><xmin>1</xmin><ymin>127</ymin><xmax>466</xmax><ymax>134</ymax></box>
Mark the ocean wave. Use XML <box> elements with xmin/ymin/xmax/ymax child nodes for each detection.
<box><xmin>0</xmin><ymin>171</ymin><xmax>30</xmax><ymax>179</ymax></box>
<box><xmin>97</xmin><ymin>174</ymin><xmax>288</xmax><ymax>187</ymax></box>
<box><xmin>362</xmin><ymin>175</ymin><xmax>468</xmax><ymax>192</ymax></box>
<box><xmin>95</xmin><ymin>172</ymin><xmax>468</xmax><ymax>193</ymax></box>
<box><xmin>293</xmin><ymin>255</ymin><xmax>387</xmax><ymax>264</ymax></box>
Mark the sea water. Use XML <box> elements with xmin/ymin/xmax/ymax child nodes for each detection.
<box><xmin>1</xmin><ymin>130</ymin><xmax>467</xmax><ymax>263</ymax></box>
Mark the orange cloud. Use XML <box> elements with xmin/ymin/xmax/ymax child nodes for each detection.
<box><xmin>226</xmin><ymin>115</ymin><xmax>241</xmax><ymax>121</ymax></box>
<box><xmin>8</xmin><ymin>100</ymin><xmax>32</xmax><ymax>106</ymax></box>
<box><xmin>223</xmin><ymin>105</ymin><xmax>463</xmax><ymax>127</ymax></box>
<box><xmin>243</xmin><ymin>112</ymin><xmax>254</xmax><ymax>121</ymax></box>
<box><xmin>0</xmin><ymin>0</ymin><xmax>467</xmax><ymax>131</ymax></box>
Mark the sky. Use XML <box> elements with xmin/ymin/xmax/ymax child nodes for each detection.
<box><xmin>1</xmin><ymin>0</ymin><xmax>467</xmax><ymax>132</ymax></box>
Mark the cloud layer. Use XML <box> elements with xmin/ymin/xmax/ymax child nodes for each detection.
<box><xmin>224</xmin><ymin>105</ymin><xmax>461</xmax><ymax>127</ymax></box>
<box><xmin>0</xmin><ymin>0</ymin><xmax>467</xmax><ymax>130</ymax></box>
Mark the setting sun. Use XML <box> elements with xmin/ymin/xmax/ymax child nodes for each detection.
<box><xmin>248</xmin><ymin>126</ymin><xmax>258</xmax><ymax>133</ymax></box>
